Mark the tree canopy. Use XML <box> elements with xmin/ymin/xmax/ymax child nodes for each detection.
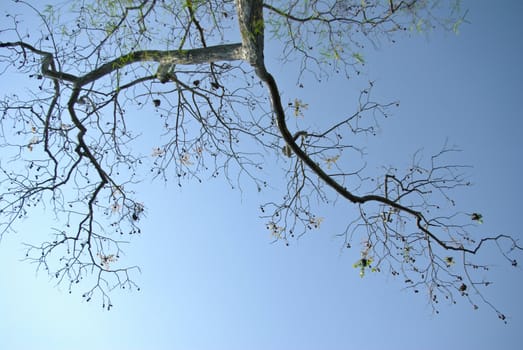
<box><xmin>0</xmin><ymin>0</ymin><xmax>520</xmax><ymax>320</ymax></box>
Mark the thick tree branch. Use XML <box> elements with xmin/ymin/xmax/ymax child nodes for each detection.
<box><xmin>1</xmin><ymin>41</ymin><xmax>243</xmax><ymax>85</ymax></box>
<box><xmin>236</xmin><ymin>0</ymin><xmax>522</xmax><ymax>257</ymax></box>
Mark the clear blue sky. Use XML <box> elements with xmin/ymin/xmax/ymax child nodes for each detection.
<box><xmin>1</xmin><ymin>1</ymin><xmax>522</xmax><ymax>349</ymax></box>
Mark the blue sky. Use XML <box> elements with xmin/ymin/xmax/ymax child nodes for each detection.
<box><xmin>1</xmin><ymin>1</ymin><xmax>522</xmax><ymax>349</ymax></box>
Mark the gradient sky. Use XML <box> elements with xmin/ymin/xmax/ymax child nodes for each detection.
<box><xmin>1</xmin><ymin>1</ymin><xmax>522</xmax><ymax>349</ymax></box>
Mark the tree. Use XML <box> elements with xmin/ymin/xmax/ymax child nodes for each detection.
<box><xmin>0</xmin><ymin>0</ymin><xmax>520</xmax><ymax>319</ymax></box>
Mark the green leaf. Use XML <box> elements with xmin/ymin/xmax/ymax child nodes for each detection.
<box><xmin>352</xmin><ymin>53</ymin><xmax>365</xmax><ymax>64</ymax></box>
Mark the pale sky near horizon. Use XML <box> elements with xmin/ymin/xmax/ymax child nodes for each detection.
<box><xmin>0</xmin><ymin>1</ymin><xmax>522</xmax><ymax>349</ymax></box>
